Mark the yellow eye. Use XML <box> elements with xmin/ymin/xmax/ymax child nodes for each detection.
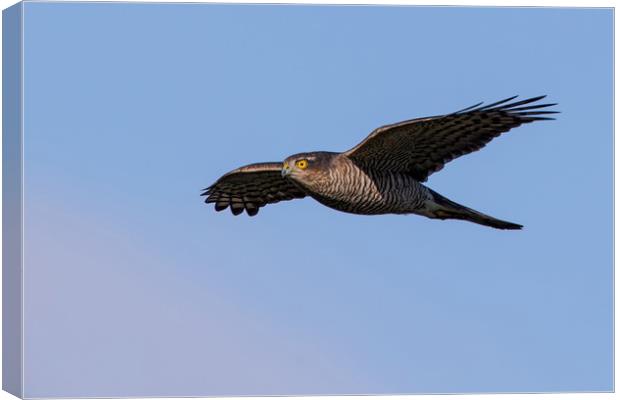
<box><xmin>295</xmin><ymin>159</ymin><xmax>308</xmax><ymax>170</ymax></box>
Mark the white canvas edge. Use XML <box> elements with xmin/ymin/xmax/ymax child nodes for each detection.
<box><xmin>0</xmin><ymin>0</ymin><xmax>614</xmax><ymax>400</ymax></box>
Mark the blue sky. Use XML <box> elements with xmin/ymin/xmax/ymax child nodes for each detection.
<box><xmin>20</xmin><ymin>3</ymin><xmax>612</xmax><ymax>397</ymax></box>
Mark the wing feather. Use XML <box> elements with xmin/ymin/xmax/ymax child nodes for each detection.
<box><xmin>202</xmin><ymin>162</ymin><xmax>307</xmax><ymax>216</ymax></box>
<box><xmin>344</xmin><ymin>95</ymin><xmax>558</xmax><ymax>181</ymax></box>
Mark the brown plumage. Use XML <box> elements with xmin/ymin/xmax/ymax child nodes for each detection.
<box><xmin>203</xmin><ymin>162</ymin><xmax>306</xmax><ymax>216</ymax></box>
<box><xmin>202</xmin><ymin>95</ymin><xmax>558</xmax><ymax>229</ymax></box>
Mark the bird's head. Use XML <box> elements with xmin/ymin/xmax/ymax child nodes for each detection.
<box><xmin>281</xmin><ymin>152</ymin><xmax>337</xmax><ymax>188</ymax></box>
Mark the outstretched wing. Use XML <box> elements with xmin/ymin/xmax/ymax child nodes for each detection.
<box><xmin>202</xmin><ymin>162</ymin><xmax>307</xmax><ymax>216</ymax></box>
<box><xmin>344</xmin><ymin>95</ymin><xmax>558</xmax><ymax>182</ymax></box>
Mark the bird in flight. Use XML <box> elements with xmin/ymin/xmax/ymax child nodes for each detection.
<box><xmin>202</xmin><ymin>95</ymin><xmax>557</xmax><ymax>229</ymax></box>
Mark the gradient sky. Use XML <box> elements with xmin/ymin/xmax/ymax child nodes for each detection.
<box><xmin>20</xmin><ymin>3</ymin><xmax>612</xmax><ymax>397</ymax></box>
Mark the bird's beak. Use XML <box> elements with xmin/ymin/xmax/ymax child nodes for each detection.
<box><xmin>281</xmin><ymin>162</ymin><xmax>291</xmax><ymax>177</ymax></box>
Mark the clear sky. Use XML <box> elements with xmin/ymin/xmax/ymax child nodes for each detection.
<box><xmin>21</xmin><ymin>3</ymin><xmax>612</xmax><ymax>397</ymax></box>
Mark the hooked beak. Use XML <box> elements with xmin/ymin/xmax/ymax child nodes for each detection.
<box><xmin>281</xmin><ymin>162</ymin><xmax>291</xmax><ymax>177</ymax></box>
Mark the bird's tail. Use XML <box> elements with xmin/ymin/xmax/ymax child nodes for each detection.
<box><xmin>428</xmin><ymin>189</ymin><xmax>523</xmax><ymax>230</ymax></box>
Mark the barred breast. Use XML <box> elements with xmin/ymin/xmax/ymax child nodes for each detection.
<box><xmin>308</xmin><ymin>155</ymin><xmax>432</xmax><ymax>215</ymax></box>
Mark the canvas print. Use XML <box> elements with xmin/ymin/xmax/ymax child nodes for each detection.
<box><xmin>2</xmin><ymin>2</ymin><xmax>613</xmax><ymax>398</ymax></box>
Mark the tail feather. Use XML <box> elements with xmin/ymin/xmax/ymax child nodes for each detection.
<box><xmin>428</xmin><ymin>189</ymin><xmax>523</xmax><ymax>230</ymax></box>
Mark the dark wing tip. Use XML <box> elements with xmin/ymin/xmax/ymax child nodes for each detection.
<box><xmin>202</xmin><ymin>187</ymin><xmax>217</xmax><ymax>204</ymax></box>
<box><xmin>517</xmin><ymin>111</ymin><xmax>560</xmax><ymax>116</ymax></box>
<box><xmin>230</xmin><ymin>204</ymin><xmax>244</xmax><ymax>215</ymax></box>
<box><xmin>476</xmin><ymin>95</ymin><xmax>559</xmax><ymax>120</ymax></box>
<box><xmin>452</xmin><ymin>101</ymin><xmax>484</xmax><ymax>114</ymax></box>
<box><xmin>524</xmin><ymin>117</ymin><xmax>557</xmax><ymax>121</ymax></box>
<box><xmin>214</xmin><ymin>202</ymin><xmax>228</xmax><ymax>211</ymax></box>
<box><xmin>472</xmin><ymin>95</ymin><xmax>520</xmax><ymax>112</ymax></box>
<box><xmin>498</xmin><ymin>95</ymin><xmax>549</xmax><ymax>110</ymax></box>
<box><xmin>201</xmin><ymin>185</ymin><xmax>215</xmax><ymax>197</ymax></box>
<box><xmin>453</xmin><ymin>95</ymin><xmax>559</xmax><ymax>114</ymax></box>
